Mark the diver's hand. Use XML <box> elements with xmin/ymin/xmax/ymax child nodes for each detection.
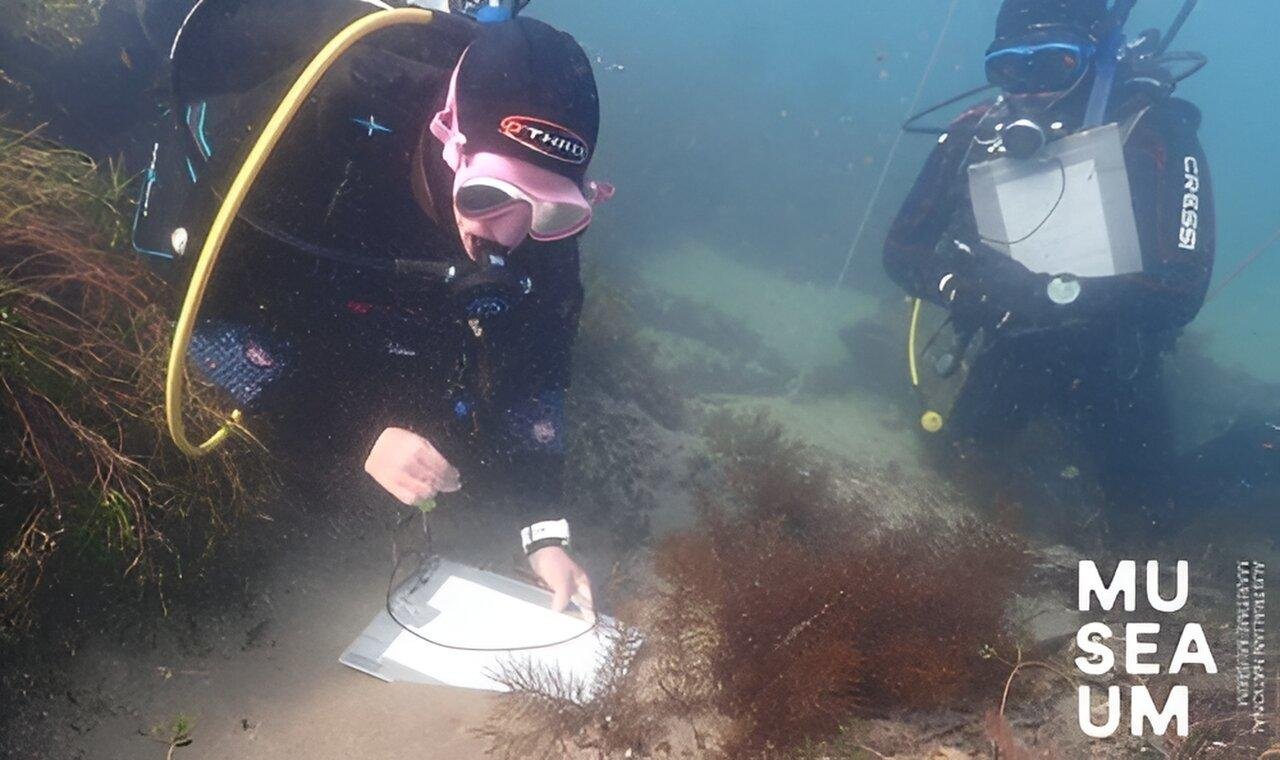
<box><xmin>938</xmin><ymin>239</ymin><xmax>1053</xmax><ymax>327</ymax></box>
<box><xmin>364</xmin><ymin>427</ymin><xmax>462</xmax><ymax>506</ymax></box>
<box><xmin>529</xmin><ymin>545</ymin><xmax>594</xmax><ymax>615</ymax></box>
<box><xmin>938</xmin><ymin>271</ymin><xmax>1000</xmax><ymax>332</ymax></box>
<box><xmin>933</xmin><ymin>238</ymin><xmax>996</xmax><ymax>329</ymax></box>
<box><xmin>967</xmin><ymin>246</ymin><xmax>1054</xmax><ymax>322</ymax></box>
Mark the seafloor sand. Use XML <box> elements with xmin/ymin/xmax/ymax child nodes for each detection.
<box><xmin>31</xmin><ymin>509</ymin><xmax>497</xmax><ymax>759</ymax></box>
<box><xmin>638</xmin><ymin>242</ymin><xmax>881</xmax><ymax>373</ymax></box>
<box><xmin>639</xmin><ymin>243</ymin><xmax>927</xmax><ymax>472</ymax></box>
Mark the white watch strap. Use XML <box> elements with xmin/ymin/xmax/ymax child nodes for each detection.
<box><xmin>520</xmin><ymin>519</ymin><xmax>570</xmax><ymax>552</ymax></box>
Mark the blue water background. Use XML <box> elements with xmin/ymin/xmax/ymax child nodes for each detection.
<box><xmin>536</xmin><ymin>0</ymin><xmax>1280</xmax><ymax>383</ymax></box>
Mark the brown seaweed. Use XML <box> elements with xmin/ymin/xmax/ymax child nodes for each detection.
<box><xmin>486</xmin><ymin>409</ymin><xmax>1029</xmax><ymax>758</ymax></box>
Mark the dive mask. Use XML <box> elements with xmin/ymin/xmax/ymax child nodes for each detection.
<box><xmin>455</xmin><ymin>167</ymin><xmax>613</xmax><ymax>245</ymax></box>
<box><xmin>986</xmin><ymin>28</ymin><xmax>1096</xmax><ymax>94</ymax></box>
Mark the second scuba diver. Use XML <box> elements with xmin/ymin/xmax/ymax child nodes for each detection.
<box><xmin>134</xmin><ymin>0</ymin><xmax>606</xmax><ymax>609</ymax></box>
<box><xmin>883</xmin><ymin>0</ymin><xmax>1214</xmax><ymax>535</ymax></box>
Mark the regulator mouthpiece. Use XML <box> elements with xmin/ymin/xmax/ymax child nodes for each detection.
<box><xmin>1002</xmin><ymin>118</ymin><xmax>1047</xmax><ymax>159</ymax></box>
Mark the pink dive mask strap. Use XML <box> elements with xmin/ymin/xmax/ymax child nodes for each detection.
<box><xmin>430</xmin><ymin>57</ymin><xmax>467</xmax><ymax>173</ymax></box>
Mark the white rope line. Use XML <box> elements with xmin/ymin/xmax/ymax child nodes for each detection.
<box><xmin>835</xmin><ymin>0</ymin><xmax>962</xmax><ymax>287</ymax></box>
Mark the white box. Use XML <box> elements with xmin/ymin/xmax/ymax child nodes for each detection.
<box><xmin>968</xmin><ymin>122</ymin><xmax>1143</xmax><ymax>279</ymax></box>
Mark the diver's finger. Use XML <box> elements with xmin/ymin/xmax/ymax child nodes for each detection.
<box><xmin>395</xmin><ymin>465</ymin><xmax>457</xmax><ymax>499</ymax></box>
<box><xmin>400</xmin><ymin>459</ymin><xmax>436</xmax><ymax>484</ymax></box>
<box><xmin>393</xmin><ymin>475</ymin><xmax>437</xmax><ymax>502</ymax></box>
<box><xmin>573</xmin><ymin>571</ymin><xmax>594</xmax><ymax>610</ymax></box>
<box><xmin>412</xmin><ymin>442</ymin><xmax>447</xmax><ymax>469</ymax></box>
<box><xmin>436</xmin><ymin>465</ymin><xmax>462</xmax><ymax>492</ymax></box>
<box><xmin>410</xmin><ymin>448</ymin><xmax>461</xmax><ymax>492</ymax></box>
<box><xmin>385</xmin><ymin>482</ymin><xmax>424</xmax><ymax>506</ymax></box>
<box><xmin>550</xmin><ymin>582</ymin><xmax>572</xmax><ymax>613</ymax></box>
<box><xmin>572</xmin><ymin>596</ymin><xmax>597</xmax><ymax>625</ymax></box>
<box><xmin>402</xmin><ymin>463</ymin><xmax>458</xmax><ymax>495</ymax></box>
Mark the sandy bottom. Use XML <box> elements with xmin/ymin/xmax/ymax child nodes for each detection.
<box><xmin>640</xmin><ymin>243</ymin><xmax>926</xmax><ymax>471</ymax></box>
<box><xmin>711</xmin><ymin>392</ymin><xmax>925</xmax><ymax>474</ymax></box>
<box><xmin>38</xmin><ymin>510</ymin><xmax>498</xmax><ymax>760</ymax></box>
<box><xmin>638</xmin><ymin>242</ymin><xmax>879</xmax><ymax>373</ymax></box>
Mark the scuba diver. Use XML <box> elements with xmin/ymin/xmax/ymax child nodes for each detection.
<box><xmin>883</xmin><ymin>0</ymin><xmax>1214</xmax><ymax>535</ymax></box>
<box><xmin>132</xmin><ymin>0</ymin><xmax>606</xmax><ymax>610</ymax></box>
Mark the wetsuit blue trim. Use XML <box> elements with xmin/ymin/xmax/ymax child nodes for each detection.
<box><xmin>131</xmin><ymin>169</ymin><xmax>175</xmax><ymax>260</ymax></box>
<box><xmin>185</xmin><ymin>157</ymin><xmax>199</xmax><ymax>183</ymax></box>
<box><xmin>352</xmin><ymin>115</ymin><xmax>392</xmax><ymax>136</ymax></box>
<box><xmin>187</xmin><ymin>102</ymin><xmax>214</xmax><ymax>159</ymax></box>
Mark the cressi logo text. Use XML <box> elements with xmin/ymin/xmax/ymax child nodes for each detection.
<box><xmin>1179</xmin><ymin>156</ymin><xmax>1201</xmax><ymax>252</ymax></box>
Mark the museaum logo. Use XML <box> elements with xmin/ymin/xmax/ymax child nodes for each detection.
<box><xmin>1075</xmin><ymin>561</ymin><xmax>1218</xmax><ymax>738</ymax></box>
<box><xmin>499</xmin><ymin>116</ymin><xmax>589</xmax><ymax>165</ymax></box>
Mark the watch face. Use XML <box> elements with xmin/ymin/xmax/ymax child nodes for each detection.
<box><xmin>1047</xmin><ymin>276</ymin><xmax>1082</xmax><ymax>305</ymax></box>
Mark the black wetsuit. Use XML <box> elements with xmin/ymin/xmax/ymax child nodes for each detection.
<box><xmin>884</xmin><ymin>87</ymin><xmax>1215</xmax><ymax>527</ymax></box>
<box><xmin>135</xmin><ymin>0</ymin><xmax>584</xmax><ymax>530</ymax></box>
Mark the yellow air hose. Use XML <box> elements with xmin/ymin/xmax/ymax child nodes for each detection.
<box><xmin>907</xmin><ymin>298</ymin><xmax>923</xmax><ymax>389</ymax></box>
<box><xmin>165</xmin><ymin>8</ymin><xmax>437</xmax><ymax>456</ymax></box>
<box><xmin>907</xmin><ymin>298</ymin><xmax>944</xmax><ymax>433</ymax></box>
